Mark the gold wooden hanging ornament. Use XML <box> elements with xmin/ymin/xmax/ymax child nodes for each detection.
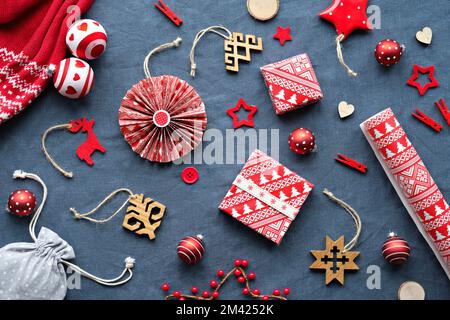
<box><xmin>70</xmin><ymin>189</ymin><xmax>166</xmax><ymax>240</ymax></box>
<box><xmin>189</xmin><ymin>26</ymin><xmax>263</xmax><ymax>76</ymax></box>
<box><xmin>310</xmin><ymin>189</ymin><xmax>361</xmax><ymax>285</ymax></box>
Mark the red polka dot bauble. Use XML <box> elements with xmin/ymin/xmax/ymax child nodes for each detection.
<box><xmin>288</xmin><ymin>128</ymin><xmax>316</xmax><ymax>155</ymax></box>
<box><xmin>66</xmin><ymin>19</ymin><xmax>107</xmax><ymax>60</ymax></box>
<box><xmin>177</xmin><ymin>235</ymin><xmax>205</xmax><ymax>265</ymax></box>
<box><xmin>7</xmin><ymin>189</ymin><xmax>37</xmax><ymax>217</ymax></box>
<box><xmin>382</xmin><ymin>232</ymin><xmax>410</xmax><ymax>265</ymax></box>
<box><xmin>53</xmin><ymin>58</ymin><xmax>94</xmax><ymax>99</ymax></box>
<box><xmin>374</xmin><ymin>39</ymin><xmax>404</xmax><ymax>67</ymax></box>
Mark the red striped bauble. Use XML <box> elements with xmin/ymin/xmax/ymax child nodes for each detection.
<box><xmin>382</xmin><ymin>232</ymin><xmax>410</xmax><ymax>265</ymax></box>
<box><xmin>53</xmin><ymin>58</ymin><xmax>94</xmax><ymax>99</ymax></box>
<box><xmin>177</xmin><ymin>235</ymin><xmax>205</xmax><ymax>265</ymax></box>
<box><xmin>66</xmin><ymin>19</ymin><xmax>108</xmax><ymax>60</ymax></box>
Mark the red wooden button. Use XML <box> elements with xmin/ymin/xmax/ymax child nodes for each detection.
<box><xmin>182</xmin><ymin>167</ymin><xmax>199</xmax><ymax>184</ymax></box>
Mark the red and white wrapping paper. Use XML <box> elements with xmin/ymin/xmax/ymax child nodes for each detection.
<box><xmin>361</xmin><ymin>108</ymin><xmax>450</xmax><ymax>279</ymax></box>
<box><xmin>219</xmin><ymin>150</ymin><xmax>314</xmax><ymax>245</ymax></box>
<box><xmin>260</xmin><ymin>53</ymin><xmax>323</xmax><ymax>115</ymax></box>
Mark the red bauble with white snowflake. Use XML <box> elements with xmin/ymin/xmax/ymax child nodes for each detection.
<box><xmin>382</xmin><ymin>232</ymin><xmax>410</xmax><ymax>265</ymax></box>
<box><xmin>289</xmin><ymin>128</ymin><xmax>316</xmax><ymax>155</ymax></box>
<box><xmin>177</xmin><ymin>235</ymin><xmax>205</xmax><ymax>265</ymax></box>
<box><xmin>53</xmin><ymin>58</ymin><xmax>94</xmax><ymax>99</ymax></box>
<box><xmin>7</xmin><ymin>189</ymin><xmax>37</xmax><ymax>217</ymax></box>
<box><xmin>374</xmin><ymin>39</ymin><xmax>404</xmax><ymax>67</ymax></box>
<box><xmin>66</xmin><ymin>19</ymin><xmax>107</xmax><ymax>60</ymax></box>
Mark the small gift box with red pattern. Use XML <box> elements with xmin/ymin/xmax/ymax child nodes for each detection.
<box><xmin>260</xmin><ymin>53</ymin><xmax>323</xmax><ymax>115</ymax></box>
<box><xmin>218</xmin><ymin>149</ymin><xmax>314</xmax><ymax>245</ymax></box>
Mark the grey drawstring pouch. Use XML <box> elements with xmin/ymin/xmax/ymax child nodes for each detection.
<box><xmin>0</xmin><ymin>227</ymin><xmax>75</xmax><ymax>300</ymax></box>
<box><xmin>0</xmin><ymin>171</ymin><xmax>135</xmax><ymax>300</ymax></box>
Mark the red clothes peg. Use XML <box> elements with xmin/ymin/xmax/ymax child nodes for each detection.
<box><xmin>155</xmin><ymin>0</ymin><xmax>182</xmax><ymax>26</ymax></box>
<box><xmin>435</xmin><ymin>98</ymin><xmax>450</xmax><ymax>126</ymax></box>
<box><xmin>411</xmin><ymin>108</ymin><xmax>442</xmax><ymax>132</ymax></box>
<box><xmin>335</xmin><ymin>154</ymin><xmax>367</xmax><ymax>174</ymax></box>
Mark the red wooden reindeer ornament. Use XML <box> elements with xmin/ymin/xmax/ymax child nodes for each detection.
<box><xmin>42</xmin><ymin>117</ymin><xmax>106</xmax><ymax>178</ymax></box>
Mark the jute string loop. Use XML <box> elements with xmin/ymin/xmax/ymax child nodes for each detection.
<box><xmin>336</xmin><ymin>34</ymin><xmax>358</xmax><ymax>77</ymax></box>
<box><xmin>189</xmin><ymin>25</ymin><xmax>233</xmax><ymax>78</ymax></box>
<box><xmin>323</xmin><ymin>189</ymin><xmax>362</xmax><ymax>251</ymax></box>
<box><xmin>13</xmin><ymin>171</ymin><xmax>134</xmax><ymax>286</ymax></box>
<box><xmin>143</xmin><ymin>37</ymin><xmax>182</xmax><ymax>78</ymax></box>
<box><xmin>41</xmin><ymin>123</ymin><xmax>73</xmax><ymax>178</ymax></box>
<box><xmin>70</xmin><ymin>188</ymin><xmax>135</xmax><ymax>224</ymax></box>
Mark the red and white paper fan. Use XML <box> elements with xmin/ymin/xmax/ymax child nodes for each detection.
<box><xmin>119</xmin><ymin>75</ymin><xmax>206</xmax><ymax>163</ymax></box>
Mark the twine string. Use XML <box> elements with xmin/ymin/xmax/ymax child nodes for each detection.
<box><xmin>336</xmin><ymin>34</ymin><xmax>358</xmax><ymax>77</ymax></box>
<box><xmin>323</xmin><ymin>189</ymin><xmax>362</xmax><ymax>251</ymax></box>
<box><xmin>41</xmin><ymin>123</ymin><xmax>73</xmax><ymax>178</ymax></box>
<box><xmin>143</xmin><ymin>37</ymin><xmax>182</xmax><ymax>78</ymax></box>
<box><xmin>189</xmin><ymin>25</ymin><xmax>233</xmax><ymax>78</ymax></box>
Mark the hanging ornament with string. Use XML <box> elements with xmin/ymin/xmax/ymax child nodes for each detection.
<box><xmin>41</xmin><ymin>117</ymin><xmax>106</xmax><ymax>178</ymax></box>
<box><xmin>0</xmin><ymin>171</ymin><xmax>135</xmax><ymax>300</ymax></box>
<box><xmin>310</xmin><ymin>189</ymin><xmax>361</xmax><ymax>285</ymax></box>
<box><xmin>189</xmin><ymin>26</ymin><xmax>263</xmax><ymax>76</ymax></box>
<box><xmin>119</xmin><ymin>37</ymin><xmax>207</xmax><ymax>163</ymax></box>
<box><xmin>318</xmin><ymin>0</ymin><xmax>372</xmax><ymax>77</ymax></box>
<box><xmin>69</xmin><ymin>188</ymin><xmax>166</xmax><ymax>241</ymax></box>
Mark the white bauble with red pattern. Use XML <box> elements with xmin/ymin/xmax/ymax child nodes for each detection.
<box><xmin>66</xmin><ymin>19</ymin><xmax>107</xmax><ymax>60</ymax></box>
<box><xmin>53</xmin><ymin>58</ymin><xmax>94</xmax><ymax>99</ymax></box>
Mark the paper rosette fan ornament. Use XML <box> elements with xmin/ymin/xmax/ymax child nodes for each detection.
<box><xmin>119</xmin><ymin>38</ymin><xmax>207</xmax><ymax>163</ymax></box>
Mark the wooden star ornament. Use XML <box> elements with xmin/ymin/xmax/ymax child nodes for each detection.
<box><xmin>319</xmin><ymin>0</ymin><xmax>372</xmax><ymax>40</ymax></box>
<box><xmin>406</xmin><ymin>64</ymin><xmax>439</xmax><ymax>96</ymax></box>
<box><xmin>227</xmin><ymin>98</ymin><xmax>258</xmax><ymax>129</ymax></box>
<box><xmin>273</xmin><ymin>26</ymin><xmax>292</xmax><ymax>46</ymax></box>
<box><xmin>310</xmin><ymin>236</ymin><xmax>359</xmax><ymax>285</ymax></box>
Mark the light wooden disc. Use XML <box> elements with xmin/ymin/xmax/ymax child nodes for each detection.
<box><xmin>398</xmin><ymin>281</ymin><xmax>425</xmax><ymax>300</ymax></box>
<box><xmin>247</xmin><ymin>0</ymin><xmax>280</xmax><ymax>21</ymax></box>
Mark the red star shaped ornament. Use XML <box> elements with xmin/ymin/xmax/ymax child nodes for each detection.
<box><xmin>406</xmin><ymin>64</ymin><xmax>439</xmax><ymax>96</ymax></box>
<box><xmin>319</xmin><ymin>0</ymin><xmax>372</xmax><ymax>40</ymax></box>
<box><xmin>273</xmin><ymin>26</ymin><xmax>292</xmax><ymax>46</ymax></box>
<box><xmin>227</xmin><ymin>98</ymin><xmax>258</xmax><ymax>129</ymax></box>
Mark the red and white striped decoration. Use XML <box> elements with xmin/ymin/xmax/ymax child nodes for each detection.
<box><xmin>177</xmin><ymin>235</ymin><xmax>205</xmax><ymax>265</ymax></box>
<box><xmin>382</xmin><ymin>233</ymin><xmax>411</xmax><ymax>265</ymax></box>
<box><xmin>66</xmin><ymin>19</ymin><xmax>107</xmax><ymax>60</ymax></box>
<box><xmin>53</xmin><ymin>58</ymin><xmax>94</xmax><ymax>99</ymax></box>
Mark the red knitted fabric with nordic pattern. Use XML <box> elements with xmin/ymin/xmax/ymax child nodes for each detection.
<box><xmin>0</xmin><ymin>0</ymin><xmax>94</xmax><ymax>124</ymax></box>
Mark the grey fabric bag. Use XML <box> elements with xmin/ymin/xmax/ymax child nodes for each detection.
<box><xmin>0</xmin><ymin>171</ymin><xmax>135</xmax><ymax>300</ymax></box>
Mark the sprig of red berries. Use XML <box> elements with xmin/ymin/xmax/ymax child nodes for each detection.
<box><xmin>161</xmin><ymin>259</ymin><xmax>289</xmax><ymax>300</ymax></box>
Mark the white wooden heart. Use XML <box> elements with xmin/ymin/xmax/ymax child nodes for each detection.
<box><xmin>416</xmin><ymin>27</ymin><xmax>432</xmax><ymax>45</ymax></box>
<box><xmin>338</xmin><ymin>101</ymin><xmax>355</xmax><ymax>119</ymax></box>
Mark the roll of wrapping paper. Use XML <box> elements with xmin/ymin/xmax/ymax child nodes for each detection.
<box><xmin>361</xmin><ymin>108</ymin><xmax>450</xmax><ymax>280</ymax></box>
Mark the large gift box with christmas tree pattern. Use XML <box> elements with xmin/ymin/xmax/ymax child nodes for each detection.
<box><xmin>260</xmin><ymin>53</ymin><xmax>323</xmax><ymax>115</ymax></box>
<box><xmin>218</xmin><ymin>150</ymin><xmax>314</xmax><ymax>245</ymax></box>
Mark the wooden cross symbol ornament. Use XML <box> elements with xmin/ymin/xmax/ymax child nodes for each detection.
<box><xmin>310</xmin><ymin>236</ymin><xmax>359</xmax><ymax>285</ymax></box>
<box><xmin>224</xmin><ymin>32</ymin><xmax>263</xmax><ymax>72</ymax></box>
<box><xmin>122</xmin><ymin>194</ymin><xmax>166</xmax><ymax>240</ymax></box>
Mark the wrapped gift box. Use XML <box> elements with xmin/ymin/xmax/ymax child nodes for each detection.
<box><xmin>219</xmin><ymin>150</ymin><xmax>314</xmax><ymax>245</ymax></box>
<box><xmin>260</xmin><ymin>53</ymin><xmax>323</xmax><ymax>115</ymax></box>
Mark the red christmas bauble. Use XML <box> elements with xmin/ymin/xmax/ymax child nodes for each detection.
<box><xmin>177</xmin><ymin>235</ymin><xmax>205</xmax><ymax>265</ymax></box>
<box><xmin>288</xmin><ymin>128</ymin><xmax>316</xmax><ymax>155</ymax></box>
<box><xmin>382</xmin><ymin>232</ymin><xmax>410</xmax><ymax>265</ymax></box>
<box><xmin>7</xmin><ymin>189</ymin><xmax>36</xmax><ymax>217</ymax></box>
<box><xmin>374</xmin><ymin>39</ymin><xmax>404</xmax><ymax>67</ymax></box>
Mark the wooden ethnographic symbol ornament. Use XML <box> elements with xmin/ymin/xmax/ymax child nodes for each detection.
<box><xmin>310</xmin><ymin>236</ymin><xmax>359</xmax><ymax>285</ymax></box>
<box><xmin>338</xmin><ymin>101</ymin><xmax>355</xmax><ymax>119</ymax></box>
<box><xmin>398</xmin><ymin>281</ymin><xmax>425</xmax><ymax>300</ymax></box>
<box><xmin>70</xmin><ymin>189</ymin><xmax>166</xmax><ymax>241</ymax></box>
<box><xmin>122</xmin><ymin>194</ymin><xmax>166</xmax><ymax>240</ymax></box>
<box><xmin>189</xmin><ymin>26</ymin><xmax>263</xmax><ymax>77</ymax></box>
<box><xmin>310</xmin><ymin>189</ymin><xmax>362</xmax><ymax>285</ymax></box>
<box><xmin>247</xmin><ymin>0</ymin><xmax>280</xmax><ymax>21</ymax></box>
<box><xmin>416</xmin><ymin>27</ymin><xmax>432</xmax><ymax>45</ymax></box>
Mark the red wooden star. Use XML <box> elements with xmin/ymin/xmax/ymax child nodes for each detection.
<box><xmin>319</xmin><ymin>0</ymin><xmax>372</xmax><ymax>40</ymax></box>
<box><xmin>227</xmin><ymin>98</ymin><xmax>258</xmax><ymax>129</ymax></box>
<box><xmin>406</xmin><ymin>64</ymin><xmax>439</xmax><ymax>96</ymax></box>
<box><xmin>273</xmin><ymin>26</ymin><xmax>292</xmax><ymax>46</ymax></box>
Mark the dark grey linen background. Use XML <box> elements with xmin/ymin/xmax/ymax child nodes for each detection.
<box><xmin>1</xmin><ymin>0</ymin><xmax>449</xmax><ymax>299</ymax></box>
